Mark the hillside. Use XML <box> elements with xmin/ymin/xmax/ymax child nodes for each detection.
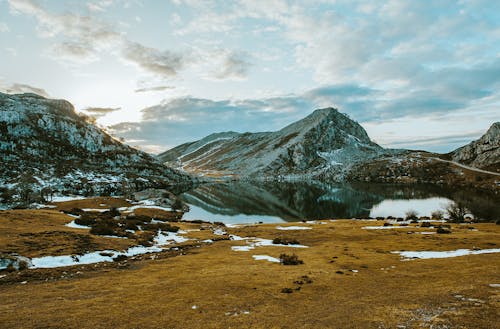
<box><xmin>159</xmin><ymin>108</ymin><xmax>386</xmax><ymax>179</ymax></box>
<box><xmin>0</xmin><ymin>92</ymin><xmax>193</xmax><ymax>203</ymax></box>
<box><xmin>450</xmin><ymin>122</ymin><xmax>500</xmax><ymax>172</ymax></box>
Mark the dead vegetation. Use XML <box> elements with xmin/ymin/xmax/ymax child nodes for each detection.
<box><xmin>0</xmin><ymin>208</ymin><xmax>499</xmax><ymax>329</ymax></box>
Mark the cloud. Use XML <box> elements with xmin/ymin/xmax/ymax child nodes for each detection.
<box><xmin>8</xmin><ymin>0</ymin><xmax>121</xmax><ymax>63</ymax></box>
<box><xmin>0</xmin><ymin>83</ymin><xmax>50</xmax><ymax>97</ymax></box>
<box><xmin>209</xmin><ymin>50</ymin><xmax>252</xmax><ymax>80</ymax></box>
<box><xmin>83</xmin><ymin>106</ymin><xmax>121</xmax><ymax>117</ymax></box>
<box><xmin>121</xmin><ymin>41</ymin><xmax>185</xmax><ymax>78</ymax></box>
<box><xmin>0</xmin><ymin>22</ymin><xmax>9</xmax><ymax>32</ymax></box>
<box><xmin>7</xmin><ymin>0</ymin><xmax>250</xmax><ymax>80</ymax></box>
<box><xmin>134</xmin><ymin>85</ymin><xmax>175</xmax><ymax>93</ymax></box>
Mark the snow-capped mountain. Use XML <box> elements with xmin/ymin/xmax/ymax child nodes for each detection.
<box><xmin>451</xmin><ymin>122</ymin><xmax>500</xmax><ymax>171</ymax></box>
<box><xmin>159</xmin><ymin>108</ymin><xmax>385</xmax><ymax>179</ymax></box>
<box><xmin>0</xmin><ymin>92</ymin><xmax>193</xmax><ymax>201</ymax></box>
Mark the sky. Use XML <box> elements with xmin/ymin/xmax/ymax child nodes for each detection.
<box><xmin>0</xmin><ymin>0</ymin><xmax>499</xmax><ymax>154</ymax></box>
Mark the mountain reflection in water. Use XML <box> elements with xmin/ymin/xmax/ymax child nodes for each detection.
<box><xmin>180</xmin><ymin>181</ymin><xmax>500</xmax><ymax>223</ymax></box>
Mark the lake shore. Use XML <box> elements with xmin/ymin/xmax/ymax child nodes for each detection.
<box><xmin>0</xmin><ymin>198</ymin><xmax>499</xmax><ymax>328</ymax></box>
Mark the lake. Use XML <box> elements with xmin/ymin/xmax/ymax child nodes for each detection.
<box><xmin>179</xmin><ymin>181</ymin><xmax>500</xmax><ymax>224</ymax></box>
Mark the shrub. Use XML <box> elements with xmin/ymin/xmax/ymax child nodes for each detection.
<box><xmin>63</xmin><ymin>208</ymin><xmax>84</xmax><ymax>216</ymax></box>
<box><xmin>273</xmin><ymin>237</ymin><xmax>300</xmax><ymax>245</ymax></box>
<box><xmin>281</xmin><ymin>287</ymin><xmax>293</xmax><ymax>294</ymax></box>
<box><xmin>420</xmin><ymin>222</ymin><xmax>431</xmax><ymax>228</ymax></box>
<box><xmin>113</xmin><ymin>255</ymin><xmax>128</xmax><ymax>262</ymax></box>
<box><xmin>74</xmin><ymin>215</ymin><xmax>97</xmax><ymax>226</ymax></box>
<box><xmin>279</xmin><ymin>253</ymin><xmax>303</xmax><ymax>265</ymax></box>
<box><xmin>405</xmin><ymin>210</ymin><xmax>419</xmax><ymax>221</ymax></box>
<box><xmin>446</xmin><ymin>202</ymin><xmax>469</xmax><ymax>223</ymax></box>
<box><xmin>431</xmin><ymin>210</ymin><xmax>444</xmax><ymax>220</ymax></box>
<box><xmin>90</xmin><ymin>222</ymin><xmax>117</xmax><ymax>236</ymax></box>
<box><xmin>106</xmin><ymin>207</ymin><xmax>120</xmax><ymax>217</ymax></box>
<box><xmin>436</xmin><ymin>227</ymin><xmax>451</xmax><ymax>234</ymax></box>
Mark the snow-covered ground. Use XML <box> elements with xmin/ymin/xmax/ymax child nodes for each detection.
<box><xmin>393</xmin><ymin>248</ymin><xmax>500</xmax><ymax>260</ymax></box>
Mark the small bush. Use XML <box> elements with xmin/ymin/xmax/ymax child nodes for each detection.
<box><xmin>281</xmin><ymin>287</ymin><xmax>293</xmax><ymax>294</ymax></box>
<box><xmin>106</xmin><ymin>207</ymin><xmax>121</xmax><ymax>217</ymax></box>
<box><xmin>273</xmin><ymin>237</ymin><xmax>300</xmax><ymax>245</ymax></box>
<box><xmin>90</xmin><ymin>222</ymin><xmax>117</xmax><ymax>236</ymax></box>
<box><xmin>113</xmin><ymin>255</ymin><xmax>128</xmax><ymax>262</ymax></box>
<box><xmin>383</xmin><ymin>222</ymin><xmax>393</xmax><ymax>227</ymax></box>
<box><xmin>447</xmin><ymin>203</ymin><xmax>469</xmax><ymax>223</ymax></box>
<box><xmin>436</xmin><ymin>227</ymin><xmax>451</xmax><ymax>234</ymax></box>
<box><xmin>63</xmin><ymin>208</ymin><xmax>84</xmax><ymax>216</ymax></box>
<box><xmin>420</xmin><ymin>222</ymin><xmax>431</xmax><ymax>228</ymax></box>
<box><xmin>74</xmin><ymin>214</ymin><xmax>97</xmax><ymax>226</ymax></box>
<box><xmin>431</xmin><ymin>210</ymin><xmax>444</xmax><ymax>220</ymax></box>
<box><xmin>279</xmin><ymin>253</ymin><xmax>303</xmax><ymax>265</ymax></box>
<box><xmin>405</xmin><ymin>210</ymin><xmax>419</xmax><ymax>221</ymax></box>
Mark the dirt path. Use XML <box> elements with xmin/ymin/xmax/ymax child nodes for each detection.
<box><xmin>431</xmin><ymin>157</ymin><xmax>500</xmax><ymax>176</ymax></box>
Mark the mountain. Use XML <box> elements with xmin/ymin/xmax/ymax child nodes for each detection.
<box><xmin>450</xmin><ymin>122</ymin><xmax>500</xmax><ymax>172</ymax></box>
<box><xmin>0</xmin><ymin>92</ymin><xmax>193</xmax><ymax>202</ymax></box>
<box><xmin>159</xmin><ymin>108</ymin><xmax>385</xmax><ymax>179</ymax></box>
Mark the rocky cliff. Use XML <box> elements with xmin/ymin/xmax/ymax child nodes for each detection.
<box><xmin>451</xmin><ymin>122</ymin><xmax>500</xmax><ymax>171</ymax></box>
<box><xmin>0</xmin><ymin>92</ymin><xmax>193</xmax><ymax>203</ymax></box>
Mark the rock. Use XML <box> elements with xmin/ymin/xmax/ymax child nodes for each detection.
<box><xmin>451</xmin><ymin>122</ymin><xmax>500</xmax><ymax>170</ymax></box>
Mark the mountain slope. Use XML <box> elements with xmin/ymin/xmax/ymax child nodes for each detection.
<box><xmin>159</xmin><ymin>108</ymin><xmax>384</xmax><ymax>178</ymax></box>
<box><xmin>450</xmin><ymin>122</ymin><xmax>500</xmax><ymax>172</ymax></box>
<box><xmin>0</xmin><ymin>92</ymin><xmax>193</xmax><ymax>201</ymax></box>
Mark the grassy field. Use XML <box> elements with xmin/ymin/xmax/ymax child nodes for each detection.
<box><xmin>0</xmin><ymin>199</ymin><xmax>499</xmax><ymax>328</ymax></box>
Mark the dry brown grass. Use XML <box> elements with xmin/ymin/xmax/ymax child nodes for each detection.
<box><xmin>0</xmin><ymin>209</ymin><xmax>499</xmax><ymax>328</ymax></box>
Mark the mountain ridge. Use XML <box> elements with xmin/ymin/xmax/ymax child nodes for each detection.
<box><xmin>0</xmin><ymin>92</ymin><xmax>193</xmax><ymax>203</ymax></box>
<box><xmin>159</xmin><ymin>107</ymin><xmax>386</xmax><ymax>179</ymax></box>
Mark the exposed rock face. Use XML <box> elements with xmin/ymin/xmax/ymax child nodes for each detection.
<box><xmin>451</xmin><ymin>122</ymin><xmax>500</xmax><ymax>170</ymax></box>
<box><xmin>159</xmin><ymin>108</ymin><xmax>384</xmax><ymax>179</ymax></box>
<box><xmin>0</xmin><ymin>92</ymin><xmax>192</xmax><ymax>201</ymax></box>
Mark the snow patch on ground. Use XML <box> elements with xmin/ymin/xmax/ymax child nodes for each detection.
<box><xmin>231</xmin><ymin>237</ymin><xmax>308</xmax><ymax>252</ymax></box>
<box><xmin>394</xmin><ymin>248</ymin><xmax>500</xmax><ymax>260</ymax></box>
<box><xmin>28</xmin><ymin>230</ymin><xmax>189</xmax><ymax>269</ymax></box>
<box><xmin>276</xmin><ymin>225</ymin><xmax>312</xmax><ymax>230</ymax></box>
<box><xmin>252</xmin><ymin>255</ymin><xmax>280</xmax><ymax>263</ymax></box>
<box><xmin>50</xmin><ymin>195</ymin><xmax>88</xmax><ymax>202</ymax></box>
<box><xmin>65</xmin><ymin>220</ymin><xmax>90</xmax><ymax>229</ymax></box>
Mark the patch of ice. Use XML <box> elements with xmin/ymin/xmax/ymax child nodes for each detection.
<box><xmin>252</xmin><ymin>255</ymin><xmax>280</xmax><ymax>263</ymax></box>
<box><xmin>65</xmin><ymin>220</ymin><xmax>90</xmax><ymax>229</ymax></box>
<box><xmin>394</xmin><ymin>248</ymin><xmax>500</xmax><ymax>260</ymax></box>
<box><xmin>276</xmin><ymin>226</ymin><xmax>312</xmax><ymax>230</ymax></box>
<box><xmin>81</xmin><ymin>208</ymin><xmax>109</xmax><ymax>212</ymax></box>
<box><xmin>154</xmin><ymin>230</ymin><xmax>189</xmax><ymax>245</ymax></box>
<box><xmin>418</xmin><ymin>232</ymin><xmax>436</xmax><ymax>235</ymax></box>
<box><xmin>232</xmin><ymin>245</ymin><xmax>253</xmax><ymax>251</ymax></box>
<box><xmin>51</xmin><ymin>196</ymin><xmax>87</xmax><ymax>202</ymax></box>
<box><xmin>229</xmin><ymin>234</ymin><xmax>247</xmax><ymax>241</ymax></box>
<box><xmin>489</xmin><ymin>284</ymin><xmax>500</xmax><ymax>288</ymax></box>
<box><xmin>202</xmin><ymin>239</ymin><xmax>214</xmax><ymax>243</ymax></box>
<box><xmin>213</xmin><ymin>228</ymin><xmax>227</xmax><ymax>235</ymax></box>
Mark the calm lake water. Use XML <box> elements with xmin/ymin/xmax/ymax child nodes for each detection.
<box><xmin>180</xmin><ymin>181</ymin><xmax>500</xmax><ymax>224</ymax></box>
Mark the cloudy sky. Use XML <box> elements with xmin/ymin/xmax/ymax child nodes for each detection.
<box><xmin>1</xmin><ymin>0</ymin><xmax>499</xmax><ymax>153</ymax></box>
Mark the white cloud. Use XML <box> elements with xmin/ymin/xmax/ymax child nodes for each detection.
<box><xmin>0</xmin><ymin>21</ymin><xmax>9</xmax><ymax>32</ymax></box>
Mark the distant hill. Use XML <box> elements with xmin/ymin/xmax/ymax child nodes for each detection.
<box><xmin>0</xmin><ymin>92</ymin><xmax>193</xmax><ymax>202</ymax></box>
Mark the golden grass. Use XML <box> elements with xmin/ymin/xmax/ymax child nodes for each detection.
<box><xmin>0</xmin><ymin>209</ymin><xmax>499</xmax><ymax>328</ymax></box>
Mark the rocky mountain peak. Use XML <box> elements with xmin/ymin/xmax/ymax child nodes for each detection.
<box><xmin>0</xmin><ymin>92</ymin><xmax>193</xmax><ymax>202</ymax></box>
<box><xmin>159</xmin><ymin>107</ymin><xmax>384</xmax><ymax>179</ymax></box>
<box><xmin>451</xmin><ymin>122</ymin><xmax>500</xmax><ymax>170</ymax></box>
